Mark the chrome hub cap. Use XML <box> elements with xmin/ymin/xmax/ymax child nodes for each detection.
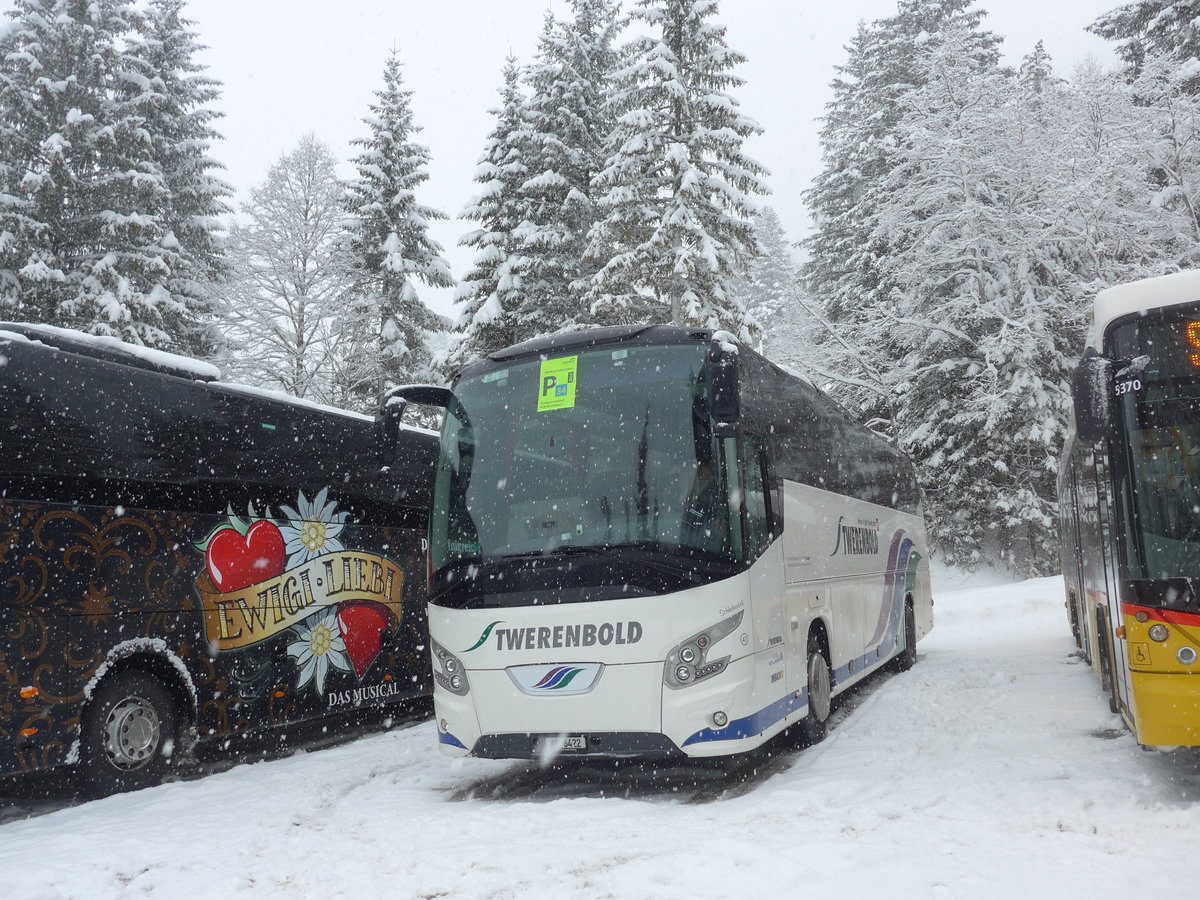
<box><xmin>102</xmin><ymin>696</ymin><xmax>161</xmax><ymax>770</ymax></box>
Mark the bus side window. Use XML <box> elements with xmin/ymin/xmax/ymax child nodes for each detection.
<box><xmin>743</xmin><ymin>436</ymin><xmax>771</xmax><ymax>560</ymax></box>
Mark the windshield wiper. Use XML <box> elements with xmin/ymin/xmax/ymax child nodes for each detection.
<box><xmin>492</xmin><ymin>544</ymin><xmax>602</xmax><ymax>561</ymax></box>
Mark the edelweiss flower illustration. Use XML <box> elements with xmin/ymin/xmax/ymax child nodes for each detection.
<box><xmin>287</xmin><ymin>610</ymin><xmax>351</xmax><ymax>695</ymax></box>
<box><xmin>279</xmin><ymin>487</ymin><xmax>348</xmax><ymax>568</ymax></box>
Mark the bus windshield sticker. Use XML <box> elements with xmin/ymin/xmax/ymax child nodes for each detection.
<box><xmin>537</xmin><ymin>355</ymin><xmax>578</xmax><ymax>412</ymax></box>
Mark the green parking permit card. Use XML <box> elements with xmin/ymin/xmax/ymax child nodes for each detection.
<box><xmin>537</xmin><ymin>355</ymin><xmax>578</xmax><ymax>411</ymax></box>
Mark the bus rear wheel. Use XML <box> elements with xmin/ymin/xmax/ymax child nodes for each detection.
<box><xmin>892</xmin><ymin>600</ymin><xmax>917</xmax><ymax>672</ymax></box>
<box><xmin>795</xmin><ymin>632</ymin><xmax>832</xmax><ymax>747</ymax></box>
<box><xmin>77</xmin><ymin>671</ymin><xmax>178</xmax><ymax>797</ymax></box>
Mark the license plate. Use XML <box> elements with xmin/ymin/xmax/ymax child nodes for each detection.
<box><xmin>562</xmin><ymin>735</ymin><xmax>587</xmax><ymax>751</ymax></box>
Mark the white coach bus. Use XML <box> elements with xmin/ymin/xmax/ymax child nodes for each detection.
<box><xmin>426</xmin><ymin>325</ymin><xmax>932</xmax><ymax>759</ymax></box>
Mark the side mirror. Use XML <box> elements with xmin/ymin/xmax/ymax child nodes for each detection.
<box><xmin>1071</xmin><ymin>351</ymin><xmax>1114</xmax><ymax>444</ymax></box>
<box><xmin>709</xmin><ymin>340</ymin><xmax>740</xmax><ymax>430</ymax></box>
<box><xmin>376</xmin><ymin>384</ymin><xmax>454</xmax><ymax>465</ymax></box>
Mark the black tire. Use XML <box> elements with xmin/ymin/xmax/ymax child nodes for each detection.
<box><xmin>795</xmin><ymin>630</ymin><xmax>832</xmax><ymax>747</ymax></box>
<box><xmin>76</xmin><ymin>670</ymin><xmax>178</xmax><ymax>797</ymax></box>
<box><xmin>892</xmin><ymin>601</ymin><xmax>917</xmax><ymax>672</ymax></box>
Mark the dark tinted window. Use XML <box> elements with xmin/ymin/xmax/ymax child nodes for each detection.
<box><xmin>738</xmin><ymin>349</ymin><xmax>921</xmax><ymax>515</ymax></box>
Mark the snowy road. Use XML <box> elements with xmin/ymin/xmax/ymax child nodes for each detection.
<box><xmin>4</xmin><ymin>575</ymin><xmax>1200</xmax><ymax>899</ymax></box>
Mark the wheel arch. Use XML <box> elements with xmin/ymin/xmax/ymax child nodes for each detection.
<box><xmin>81</xmin><ymin>641</ymin><xmax>199</xmax><ymax>736</ymax></box>
<box><xmin>807</xmin><ymin>616</ymin><xmax>831</xmax><ymax>664</ymax></box>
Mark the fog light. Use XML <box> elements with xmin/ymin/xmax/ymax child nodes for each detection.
<box><xmin>712</xmin><ymin>710</ymin><xmax>728</xmax><ymax>728</ymax></box>
<box><xmin>1149</xmin><ymin>624</ymin><xmax>1170</xmax><ymax>642</ymax></box>
<box><xmin>675</xmin><ymin>665</ymin><xmax>692</xmax><ymax>682</ymax></box>
<box><xmin>1178</xmin><ymin>647</ymin><xmax>1198</xmax><ymax>665</ymax></box>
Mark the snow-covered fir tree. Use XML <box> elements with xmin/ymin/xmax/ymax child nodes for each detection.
<box><xmin>585</xmin><ymin>0</ymin><xmax>769</xmax><ymax>336</ymax></box>
<box><xmin>513</xmin><ymin>1</ymin><xmax>623</xmax><ymax>335</ymax></box>
<box><xmin>1091</xmin><ymin>1</ymin><xmax>1200</xmax><ymax>87</ymax></box>
<box><xmin>0</xmin><ymin>0</ymin><xmax>190</xmax><ymax>347</ymax></box>
<box><xmin>447</xmin><ymin>58</ymin><xmax>534</xmax><ymax>372</ymax></box>
<box><xmin>343</xmin><ymin>51</ymin><xmax>453</xmax><ymax>396</ymax></box>
<box><xmin>730</xmin><ymin>206</ymin><xmax>799</xmax><ymax>331</ymax></box>
<box><xmin>124</xmin><ymin>0</ymin><xmax>231</xmax><ymax>357</ymax></box>
<box><xmin>224</xmin><ymin>136</ymin><xmax>352</xmax><ymax>403</ymax></box>
<box><xmin>801</xmin><ymin>2</ymin><xmax>1001</xmax><ymax>433</ymax></box>
<box><xmin>867</xmin><ymin>28</ymin><xmax>1081</xmax><ymax>572</ymax></box>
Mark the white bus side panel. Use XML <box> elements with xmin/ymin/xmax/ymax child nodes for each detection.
<box><xmin>780</xmin><ymin>479</ymin><xmax>930</xmax><ymax>699</ymax></box>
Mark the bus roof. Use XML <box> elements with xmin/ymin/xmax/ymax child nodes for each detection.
<box><xmin>0</xmin><ymin>322</ymin><xmax>222</xmax><ymax>382</ymax></box>
<box><xmin>1090</xmin><ymin>270</ymin><xmax>1200</xmax><ymax>350</ymax></box>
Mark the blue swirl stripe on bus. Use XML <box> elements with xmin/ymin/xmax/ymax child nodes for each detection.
<box><xmin>683</xmin><ymin>688</ymin><xmax>810</xmax><ymax>746</ymax></box>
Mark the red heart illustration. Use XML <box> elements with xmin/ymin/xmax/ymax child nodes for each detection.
<box><xmin>337</xmin><ymin>602</ymin><xmax>395</xmax><ymax>678</ymax></box>
<box><xmin>206</xmin><ymin>521</ymin><xmax>287</xmax><ymax>593</ymax></box>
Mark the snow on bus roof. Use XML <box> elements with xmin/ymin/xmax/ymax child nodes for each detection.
<box><xmin>0</xmin><ymin>322</ymin><xmax>222</xmax><ymax>381</ymax></box>
<box><xmin>1089</xmin><ymin>269</ymin><xmax>1200</xmax><ymax>349</ymax></box>
<box><xmin>218</xmin><ymin>382</ymin><xmax>374</xmax><ymax>423</ymax></box>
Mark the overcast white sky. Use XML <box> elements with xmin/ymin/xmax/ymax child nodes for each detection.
<box><xmin>3</xmin><ymin>0</ymin><xmax>1123</xmax><ymax>316</ymax></box>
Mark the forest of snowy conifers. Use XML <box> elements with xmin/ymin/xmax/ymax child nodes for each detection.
<box><xmin>0</xmin><ymin>0</ymin><xmax>1197</xmax><ymax>577</ymax></box>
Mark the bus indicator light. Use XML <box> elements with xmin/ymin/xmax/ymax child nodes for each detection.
<box><xmin>1187</xmin><ymin>321</ymin><xmax>1200</xmax><ymax>367</ymax></box>
<box><xmin>19</xmin><ymin>728</ymin><xmax>37</xmax><ymax>738</ymax></box>
<box><xmin>19</xmin><ymin>686</ymin><xmax>38</xmax><ymax>700</ymax></box>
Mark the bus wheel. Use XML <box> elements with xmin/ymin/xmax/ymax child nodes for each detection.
<box><xmin>77</xmin><ymin>671</ymin><xmax>178</xmax><ymax>797</ymax></box>
<box><xmin>893</xmin><ymin>601</ymin><xmax>917</xmax><ymax>672</ymax></box>
<box><xmin>796</xmin><ymin>632</ymin><xmax>832</xmax><ymax>746</ymax></box>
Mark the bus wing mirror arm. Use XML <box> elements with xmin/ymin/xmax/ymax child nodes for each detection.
<box><xmin>1071</xmin><ymin>350</ymin><xmax>1114</xmax><ymax>444</ymax></box>
<box><xmin>376</xmin><ymin>385</ymin><xmax>454</xmax><ymax>465</ymax></box>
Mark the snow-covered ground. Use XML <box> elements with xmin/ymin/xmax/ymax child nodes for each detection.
<box><xmin>4</xmin><ymin>575</ymin><xmax>1200</xmax><ymax>899</ymax></box>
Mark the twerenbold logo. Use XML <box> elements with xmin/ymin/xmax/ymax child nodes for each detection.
<box><xmin>532</xmin><ymin>666</ymin><xmax>586</xmax><ymax>691</ymax></box>
<box><xmin>464</xmin><ymin>620</ymin><xmax>643</xmax><ymax>652</ymax></box>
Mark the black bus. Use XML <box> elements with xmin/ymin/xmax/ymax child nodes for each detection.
<box><xmin>0</xmin><ymin>323</ymin><xmax>441</xmax><ymax>793</ymax></box>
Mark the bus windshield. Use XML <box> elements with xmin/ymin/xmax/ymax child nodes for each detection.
<box><xmin>430</xmin><ymin>342</ymin><xmax>741</xmax><ymax>594</ymax></box>
<box><xmin>1111</xmin><ymin>308</ymin><xmax>1200</xmax><ymax>580</ymax></box>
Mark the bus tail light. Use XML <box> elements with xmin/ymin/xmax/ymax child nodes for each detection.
<box><xmin>664</xmin><ymin>610</ymin><xmax>744</xmax><ymax>689</ymax></box>
<box><xmin>432</xmin><ymin>640</ymin><xmax>470</xmax><ymax>696</ymax></box>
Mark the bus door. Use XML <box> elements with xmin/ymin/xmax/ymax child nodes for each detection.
<box><xmin>742</xmin><ymin>436</ymin><xmax>787</xmax><ymax>694</ymax></box>
<box><xmin>1095</xmin><ymin>450</ymin><xmax>1133</xmax><ymax>714</ymax></box>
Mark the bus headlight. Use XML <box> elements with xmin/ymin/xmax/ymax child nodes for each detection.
<box><xmin>664</xmin><ymin>610</ymin><xmax>744</xmax><ymax>689</ymax></box>
<box><xmin>432</xmin><ymin>640</ymin><xmax>470</xmax><ymax>696</ymax></box>
<box><xmin>1149</xmin><ymin>624</ymin><xmax>1170</xmax><ymax>642</ymax></box>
